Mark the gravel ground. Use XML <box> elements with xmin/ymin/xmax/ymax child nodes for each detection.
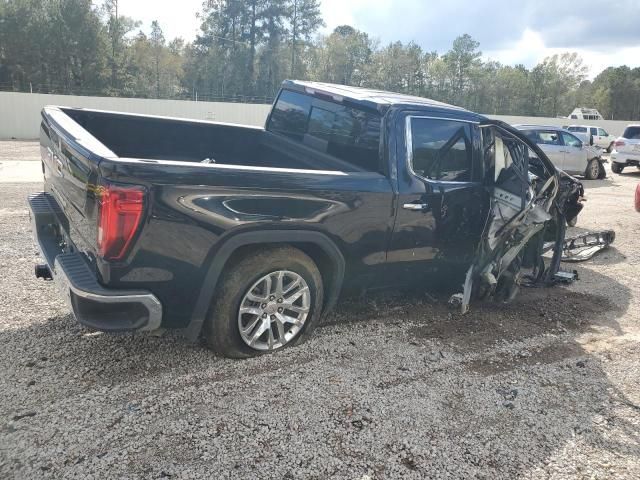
<box><xmin>0</xmin><ymin>142</ymin><xmax>639</xmax><ymax>479</ymax></box>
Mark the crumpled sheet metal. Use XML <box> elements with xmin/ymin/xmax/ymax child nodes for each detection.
<box><xmin>560</xmin><ymin>230</ymin><xmax>616</xmax><ymax>262</ymax></box>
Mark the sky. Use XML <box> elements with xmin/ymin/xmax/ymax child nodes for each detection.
<box><xmin>117</xmin><ymin>0</ymin><xmax>640</xmax><ymax>78</ymax></box>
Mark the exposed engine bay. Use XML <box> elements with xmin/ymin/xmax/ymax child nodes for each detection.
<box><xmin>451</xmin><ymin>120</ymin><xmax>586</xmax><ymax>313</ymax></box>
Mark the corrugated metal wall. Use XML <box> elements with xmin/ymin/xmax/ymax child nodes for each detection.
<box><xmin>0</xmin><ymin>91</ymin><xmax>633</xmax><ymax>140</ymax></box>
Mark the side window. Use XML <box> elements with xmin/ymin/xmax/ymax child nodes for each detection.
<box><xmin>268</xmin><ymin>90</ymin><xmax>312</xmax><ymax>141</ymax></box>
<box><xmin>590</xmin><ymin>127</ymin><xmax>598</xmax><ymax>135</ymax></box>
<box><xmin>267</xmin><ymin>90</ymin><xmax>381</xmax><ymax>172</ymax></box>
<box><xmin>598</xmin><ymin>128</ymin><xmax>608</xmax><ymax>136</ymax></box>
<box><xmin>522</xmin><ymin>130</ymin><xmax>539</xmax><ymax>143</ymax></box>
<box><xmin>561</xmin><ymin>132</ymin><xmax>582</xmax><ymax>148</ymax></box>
<box><xmin>538</xmin><ymin>131</ymin><xmax>561</xmax><ymax>145</ymax></box>
<box><xmin>409</xmin><ymin>118</ymin><xmax>473</xmax><ymax>182</ymax></box>
<box><xmin>306</xmin><ymin>104</ymin><xmax>381</xmax><ymax>172</ymax></box>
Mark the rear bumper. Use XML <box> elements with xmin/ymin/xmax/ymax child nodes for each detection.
<box><xmin>611</xmin><ymin>151</ymin><xmax>640</xmax><ymax>166</ymax></box>
<box><xmin>28</xmin><ymin>192</ymin><xmax>162</xmax><ymax>332</ymax></box>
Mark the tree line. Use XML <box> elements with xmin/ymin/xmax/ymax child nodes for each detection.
<box><xmin>1</xmin><ymin>0</ymin><xmax>640</xmax><ymax>119</ymax></box>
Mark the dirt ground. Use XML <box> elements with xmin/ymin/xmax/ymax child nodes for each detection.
<box><xmin>0</xmin><ymin>142</ymin><xmax>638</xmax><ymax>479</ymax></box>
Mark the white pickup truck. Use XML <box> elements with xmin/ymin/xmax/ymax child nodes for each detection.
<box><xmin>566</xmin><ymin>125</ymin><xmax>616</xmax><ymax>152</ymax></box>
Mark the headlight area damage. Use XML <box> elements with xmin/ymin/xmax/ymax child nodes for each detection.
<box><xmin>451</xmin><ymin>120</ymin><xmax>586</xmax><ymax>314</ymax></box>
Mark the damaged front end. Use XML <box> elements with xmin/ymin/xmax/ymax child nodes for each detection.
<box><xmin>452</xmin><ymin>120</ymin><xmax>584</xmax><ymax>313</ymax></box>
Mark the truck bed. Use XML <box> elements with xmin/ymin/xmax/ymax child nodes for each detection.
<box><xmin>60</xmin><ymin>107</ymin><xmax>362</xmax><ymax>172</ymax></box>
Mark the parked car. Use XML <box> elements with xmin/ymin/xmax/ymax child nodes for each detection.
<box><xmin>611</xmin><ymin>124</ymin><xmax>640</xmax><ymax>174</ymax></box>
<box><xmin>514</xmin><ymin>125</ymin><xmax>605</xmax><ymax>179</ymax></box>
<box><xmin>566</xmin><ymin>125</ymin><xmax>616</xmax><ymax>152</ymax></box>
<box><xmin>28</xmin><ymin>81</ymin><xmax>583</xmax><ymax>358</ymax></box>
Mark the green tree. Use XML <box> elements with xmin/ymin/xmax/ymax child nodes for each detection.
<box><xmin>150</xmin><ymin>20</ymin><xmax>165</xmax><ymax>97</ymax></box>
<box><xmin>288</xmin><ymin>0</ymin><xmax>323</xmax><ymax>78</ymax></box>
<box><xmin>311</xmin><ymin>26</ymin><xmax>374</xmax><ymax>86</ymax></box>
<box><xmin>102</xmin><ymin>0</ymin><xmax>140</xmax><ymax>94</ymax></box>
<box><xmin>443</xmin><ymin>34</ymin><xmax>482</xmax><ymax>104</ymax></box>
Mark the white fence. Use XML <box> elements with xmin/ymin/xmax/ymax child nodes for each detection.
<box><xmin>0</xmin><ymin>91</ymin><xmax>634</xmax><ymax>140</ymax></box>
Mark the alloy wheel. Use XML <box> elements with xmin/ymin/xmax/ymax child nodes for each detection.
<box><xmin>237</xmin><ymin>270</ymin><xmax>311</xmax><ymax>351</ymax></box>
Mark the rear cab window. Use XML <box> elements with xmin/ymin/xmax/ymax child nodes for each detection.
<box><xmin>267</xmin><ymin>89</ymin><xmax>382</xmax><ymax>172</ymax></box>
<box><xmin>408</xmin><ymin>118</ymin><xmax>474</xmax><ymax>182</ymax></box>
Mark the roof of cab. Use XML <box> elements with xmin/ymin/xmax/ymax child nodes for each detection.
<box><xmin>281</xmin><ymin>80</ymin><xmax>477</xmax><ymax>117</ymax></box>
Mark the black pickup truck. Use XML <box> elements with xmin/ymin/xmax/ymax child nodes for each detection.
<box><xmin>29</xmin><ymin>80</ymin><xmax>583</xmax><ymax>357</ymax></box>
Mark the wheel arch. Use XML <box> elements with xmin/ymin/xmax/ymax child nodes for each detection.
<box><xmin>185</xmin><ymin>230</ymin><xmax>345</xmax><ymax>341</ymax></box>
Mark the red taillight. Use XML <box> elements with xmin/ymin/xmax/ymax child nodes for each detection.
<box><xmin>97</xmin><ymin>184</ymin><xmax>146</xmax><ymax>261</ymax></box>
<box><xmin>615</xmin><ymin>140</ymin><xmax>626</xmax><ymax>147</ymax></box>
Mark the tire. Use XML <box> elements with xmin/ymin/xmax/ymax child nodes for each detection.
<box><xmin>598</xmin><ymin>163</ymin><xmax>606</xmax><ymax>179</ymax></box>
<box><xmin>567</xmin><ymin>216</ymin><xmax>578</xmax><ymax>227</ymax></box>
<box><xmin>204</xmin><ymin>246</ymin><xmax>324</xmax><ymax>358</ymax></box>
<box><xmin>584</xmin><ymin>158</ymin><xmax>601</xmax><ymax>180</ymax></box>
<box><xmin>611</xmin><ymin>162</ymin><xmax>624</xmax><ymax>174</ymax></box>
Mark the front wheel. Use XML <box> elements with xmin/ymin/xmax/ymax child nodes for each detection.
<box><xmin>204</xmin><ymin>246</ymin><xmax>324</xmax><ymax>358</ymax></box>
<box><xmin>611</xmin><ymin>162</ymin><xmax>624</xmax><ymax>174</ymax></box>
<box><xmin>585</xmin><ymin>158</ymin><xmax>602</xmax><ymax>180</ymax></box>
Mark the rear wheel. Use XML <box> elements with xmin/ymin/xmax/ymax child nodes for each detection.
<box><xmin>584</xmin><ymin>158</ymin><xmax>601</xmax><ymax>180</ymax></box>
<box><xmin>204</xmin><ymin>246</ymin><xmax>324</xmax><ymax>358</ymax></box>
<box><xmin>611</xmin><ymin>162</ymin><xmax>624</xmax><ymax>174</ymax></box>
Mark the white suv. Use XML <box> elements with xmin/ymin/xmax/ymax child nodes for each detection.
<box><xmin>611</xmin><ymin>125</ymin><xmax>640</xmax><ymax>174</ymax></box>
<box><xmin>566</xmin><ymin>125</ymin><xmax>616</xmax><ymax>152</ymax></box>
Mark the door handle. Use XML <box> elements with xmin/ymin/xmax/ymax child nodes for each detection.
<box><xmin>403</xmin><ymin>202</ymin><xmax>429</xmax><ymax>211</ymax></box>
<box><xmin>54</xmin><ymin>155</ymin><xmax>63</xmax><ymax>173</ymax></box>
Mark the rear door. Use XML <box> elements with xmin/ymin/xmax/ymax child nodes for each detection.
<box><xmin>536</xmin><ymin>130</ymin><xmax>565</xmax><ymax>169</ymax></box>
<box><xmin>387</xmin><ymin>114</ymin><xmax>487</xmax><ymax>286</ymax></box>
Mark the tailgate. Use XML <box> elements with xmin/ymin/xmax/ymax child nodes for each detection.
<box><xmin>40</xmin><ymin>107</ymin><xmax>114</xmax><ymax>255</ymax></box>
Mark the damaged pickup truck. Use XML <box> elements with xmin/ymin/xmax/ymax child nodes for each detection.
<box><xmin>29</xmin><ymin>81</ymin><xmax>583</xmax><ymax>358</ymax></box>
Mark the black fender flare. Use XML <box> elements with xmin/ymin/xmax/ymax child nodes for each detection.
<box><xmin>185</xmin><ymin>230</ymin><xmax>345</xmax><ymax>340</ymax></box>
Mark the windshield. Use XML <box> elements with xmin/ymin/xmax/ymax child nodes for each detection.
<box><xmin>622</xmin><ymin>126</ymin><xmax>640</xmax><ymax>139</ymax></box>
